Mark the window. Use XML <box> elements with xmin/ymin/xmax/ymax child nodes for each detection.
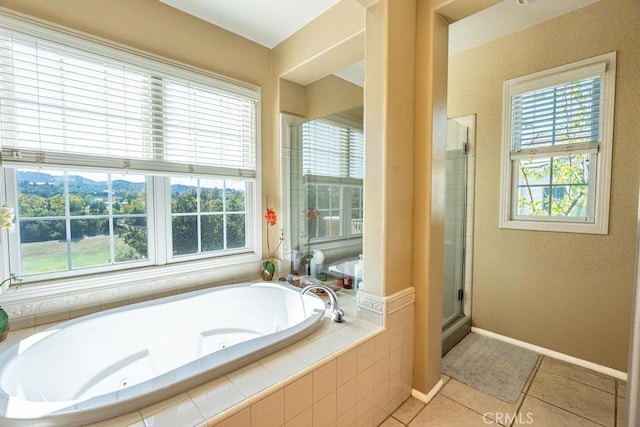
<box><xmin>499</xmin><ymin>52</ymin><xmax>616</xmax><ymax>234</ymax></box>
<box><xmin>302</xmin><ymin>119</ymin><xmax>364</xmax><ymax>242</ymax></box>
<box><xmin>0</xmin><ymin>16</ymin><xmax>260</xmax><ymax>281</ymax></box>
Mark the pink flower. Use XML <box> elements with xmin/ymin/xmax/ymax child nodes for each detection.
<box><xmin>264</xmin><ymin>208</ymin><xmax>277</xmax><ymax>226</ymax></box>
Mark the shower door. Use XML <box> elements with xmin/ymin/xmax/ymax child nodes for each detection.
<box><xmin>442</xmin><ymin>118</ymin><xmax>468</xmax><ymax>328</ymax></box>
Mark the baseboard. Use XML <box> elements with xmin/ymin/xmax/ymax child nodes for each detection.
<box><xmin>471</xmin><ymin>327</ymin><xmax>627</xmax><ymax>380</ymax></box>
<box><xmin>412</xmin><ymin>379</ymin><xmax>443</xmax><ymax>404</ymax></box>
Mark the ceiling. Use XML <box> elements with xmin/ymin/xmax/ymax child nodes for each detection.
<box><xmin>159</xmin><ymin>0</ymin><xmax>599</xmax><ymax>86</ymax></box>
<box><xmin>158</xmin><ymin>0</ymin><xmax>341</xmax><ymax>49</ymax></box>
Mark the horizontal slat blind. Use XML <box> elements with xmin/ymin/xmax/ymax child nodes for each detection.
<box><xmin>302</xmin><ymin>119</ymin><xmax>364</xmax><ymax>180</ymax></box>
<box><xmin>511</xmin><ymin>76</ymin><xmax>602</xmax><ymax>151</ymax></box>
<box><xmin>0</xmin><ymin>28</ymin><xmax>257</xmax><ymax>178</ymax></box>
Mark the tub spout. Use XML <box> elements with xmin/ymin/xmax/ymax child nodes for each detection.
<box><xmin>301</xmin><ymin>284</ymin><xmax>345</xmax><ymax>323</ymax></box>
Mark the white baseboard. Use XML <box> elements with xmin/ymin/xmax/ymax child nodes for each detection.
<box><xmin>471</xmin><ymin>327</ymin><xmax>627</xmax><ymax>381</ymax></box>
<box><xmin>412</xmin><ymin>379</ymin><xmax>443</xmax><ymax>404</ymax></box>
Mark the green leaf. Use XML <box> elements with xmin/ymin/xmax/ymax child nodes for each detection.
<box><xmin>263</xmin><ymin>261</ymin><xmax>275</xmax><ymax>275</ymax></box>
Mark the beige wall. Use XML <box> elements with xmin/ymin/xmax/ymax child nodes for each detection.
<box><xmin>305</xmin><ymin>75</ymin><xmax>363</xmax><ymax>121</ymax></box>
<box><xmin>448</xmin><ymin>0</ymin><xmax>640</xmax><ymax>371</ymax></box>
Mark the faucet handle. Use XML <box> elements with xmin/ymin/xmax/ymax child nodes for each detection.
<box><xmin>333</xmin><ymin>308</ymin><xmax>345</xmax><ymax>323</ymax></box>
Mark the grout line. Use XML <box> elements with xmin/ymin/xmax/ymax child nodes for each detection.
<box><xmin>509</xmin><ymin>355</ymin><xmax>542</xmax><ymax>427</ymax></box>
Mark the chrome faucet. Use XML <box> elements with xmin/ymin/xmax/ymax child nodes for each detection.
<box><xmin>301</xmin><ymin>284</ymin><xmax>345</xmax><ymax>323</ymax></box>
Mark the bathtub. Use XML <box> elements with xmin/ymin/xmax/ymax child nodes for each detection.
<box><xmin>0</xmin><ymin>282</ymin><xmax>326</xmax><ymax>426</ymax></box>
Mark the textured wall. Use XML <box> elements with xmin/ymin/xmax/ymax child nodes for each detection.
<box><xmin>448</xmin><ymin>0</ymin><xmax>640</xmax><ymax>371</ymax></box>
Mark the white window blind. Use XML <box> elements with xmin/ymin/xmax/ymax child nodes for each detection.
<box><xmin>511</xmin><ymin>76</ymin><xmax>602</xmax><ymax>152</ymax></box>
<box><xmin>302</xmin><ymin>119</ymin><xmax>364</xmax><ymax>180</ymax></box>
<box><xmin>0</xmin><ymin>28</ymin><xmax>258</xmax><ymax>178</ymax></box>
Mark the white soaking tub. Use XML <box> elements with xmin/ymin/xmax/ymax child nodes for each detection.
<box><xmin>0</xmin><ymin>282</ymin><xmax>326</xmax><ymax>426</ymax></box>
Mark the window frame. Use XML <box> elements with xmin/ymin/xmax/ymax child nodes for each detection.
<box><xmin>499</xmin><ymin>52</ymin><xmax>616</xmax><ymax>234</ymax></box>
<box><xmin>0</xmin><ymin>12</ymin><xmax>262</xmax><ymax>286</ymax></box>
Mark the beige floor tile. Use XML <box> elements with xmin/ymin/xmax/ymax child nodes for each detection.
<box><xmin>440</xmin><ymin>379</ymin><xmax>523</xmax><ymax>426</ymax></box>
<box><xmin>522</xmin><ymin>355</ymin><xmax>542</xmax><ymax>393</ymax></box>
<box><xmin>617</xmin><ymin>379</ymin><xmax>627</xmax><ymax>398</ymax></box>
<box><xmin>391</xmin><ymin>396</ymin><xmax>425</xmax><ymax>424</ymax></box>
<box><xmin>441</xmin><ymin>374</ymin><xmax>451</xmax><ymax>385</ymax></box>
<box><xmin>378</xmin><ymin>416</ymin><xmax>404</xmax><ymax>426</ymax></box>
<box><xmin>519</xmin><ymin>396</ymin><xmax>602</xmax><ymax>426</ymax></box>
<box><xmin>539</xmin><ymin>357</ymin><xmax>615</xmax><ymax>394</ymax></box>
<box><xmin>528</xmin><ymin>369</ymin><xmax>615</xmax><ymax>426</ymax></box>
<box><xmin>408</xmin><ymin>395</ymin><xmax>486</xmax><ymax>427</ymax></box>
<box><xmin>617</xmin><ymin>397</ymin><xmax>626</xmax><ymax>427</ymax></box>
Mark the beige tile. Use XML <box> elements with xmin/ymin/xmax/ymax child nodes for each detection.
<box><xmin>373</xmin><ymin>381</ymin><xmax>390</xmax><ymax>424</ymax></box>
<box><xmin>374</xmin><ymin>329</ymin><xmax>390</xmax><ymax>359</ymax></box>
<box><xmin>440</xmin><ymin>379</ymin><xmax>523</xmax><ymax>426</ymax></box>
<box><xmin>528</xmin><ymin>369</ymin><xmax>615</xmax><ymax>426</ymax></box>
<box><xmin>374</xmin><ymin>355</ymin><xmax>390</xmax><ymax>388</ymax></box>
<box><xmin>313</xmin><ymin>390</ymin><xmax>337</xmax><ymax>427</ymax></box>
<box><xmin>617</xmin><ymin>397</ymin><xmax>626</xmax><ymax>427</ymax></box>
<box><xmin>539</xmin><ymin>357</ymin><xmax>615</xmax><ymax>394</ymax></box>
<box><xmin>389</xmin><ymin>370</ymin><xmax>403</xmax><ymax>404</ymax></box>
<box><xmin>314</xmin><ymin>359</ymin><xmax>337</xmax><ymax>403</ymax></box>
<box><xmin>357</xmin><ymin>365</ymin><xmax>375</xmax><ymax>399</ymax></box>
<box><xmin>378</xmin><ymin>416</ymin><xmax>404</xmax><ymax>427</ymax></box>
<box><xmin>142</xmin><ymin>394</ymin><xmax>205</xmax><ymax>427</ymax></box>
<box><xmin>337</xmin><ymin>348</ymin><xmax>358</xmax><ymax>387</ymax></box>
<box><xmin>357</xmin><ymin>338</ymin><xmax>375</xmax><ymax>373</ymax></box>
<box><xmin>408</xmin><ymin>395</ymin><xmax>487</xmax><ymax>426</ymax></box>
<box><xmin>618</xmin><ymin>379</ymin><xmax>627</xmax><ymax>398</ymax></box>
<box><xmin>392</xmin><ymin>396</ymin><xmax>425</xmax><ymax>425</ymax></box>
<box><xmin>441</xmin><ymin>374</ymin><xmax>451</xmax><ymax>385</ymax></box>
<box><xmin>337</xmin><ymin>376</ymin><xmax>358</xmax><ymax>418</ymax></box>
<box><xmin>519</xmin><ymin>396</ymin><xmax>601</xmax><ymax>426</ymax></box>
<box><xmin>389</xmin><ymin>347</ymin><xmax>403</xmax><ymax>377</ymax></box>
<box><xmin>522</xmin><ymin>355</ymin><xmax>542</xmax><ymax>393</ymax></box>
<box><xmin>374</xmin><ymin>407</ymin><xmax>389</xmax><ymax>427</ymax></box>
<box><xmin>285</xmin><ymin>406</ymin><xmax>312</xmax><ymax>427</ymax></box>
<box><xmin>285</xmin><ymin>373</ymin><xmax>312</xmax><ymax>421</ymax></box>
<box><xmin>251</xmin><ymin>388</ymin><xmax>284</xmax><ymax>427</ymax></box>
<box><xmin>356</xmin><ymin>393</ymin><xmax>374</xmax><ymax>427</ymax></box>
<box><xmin>389</xmin><ymin>392</ymin><xmax>405</xmax><ymax>417</ymax></box>
<box><xmin>260</xmin><ymin>349</ymin><xmax>308</xmax><ymax>380</ymax></box>
<box><xmin>189</xmin><ymin>376</ymin><xmax>246</xmax><ymax>419</ymax></box>
<box><xmin>213</xmin><ymin>407</ymin><xmax>250</xmax><ymax>427</ymax></box>
<box><xmin>336</xmin><ymin>405</ymin><xmax>357</xmax><ymax>427</ymax></box>
<box><xmin>227</xmin><ymin>362</ymin><xmax>279</xmax><ymax>397</ymax></box>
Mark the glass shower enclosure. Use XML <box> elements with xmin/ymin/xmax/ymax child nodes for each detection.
<box><xmin>442</xmin><ymin>118</ymin><xmax>468</xmax><ymax>329</ymax></box>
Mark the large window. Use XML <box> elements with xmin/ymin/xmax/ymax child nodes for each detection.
<box><xmin>0</xmin><ymin>17</ymin><xmax>259</xmax><ymax>281</ymax></box>
<box><xmin>499</xmin><ymin>52</ymin><xmax>616</xmax><ymax>234</ymax></box>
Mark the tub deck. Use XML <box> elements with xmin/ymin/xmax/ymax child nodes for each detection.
<box><xmin>0</xmin><ymin>286</ymin><xmax>386</xmax><ymax>426</ymax></box>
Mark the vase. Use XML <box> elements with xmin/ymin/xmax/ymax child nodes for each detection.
<box><xmin>261</xmin><ymin>268</ymin><xmax>274</xmax><ymax>281</ymax></box>
<box><xmin>0</xmin><ymin>308</ymin><xmax>8</xmax><ymax>342</ymax></box>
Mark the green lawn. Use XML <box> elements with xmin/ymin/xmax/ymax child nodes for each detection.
<box><xmin>21</xmin><ymin>235</ymin><xmax>134</xmax><ymax>274</ymax></box>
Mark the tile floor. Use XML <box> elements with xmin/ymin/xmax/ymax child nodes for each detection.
<box><xmin>382</xmin><ymin>355</ymin><xmax>626</xmax><ymax>427</ymax></box>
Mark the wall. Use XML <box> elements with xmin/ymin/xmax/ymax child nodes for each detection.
<box><xmin>448</xmin><ymin>0</ymin><xmax>640</xmax><ymax>371</ymax></box>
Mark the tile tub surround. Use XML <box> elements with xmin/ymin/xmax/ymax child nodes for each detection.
<box><xmin>1</xmin><ymin>259</ymin><xmax>268</xmax><ymax>332</ymax></box>
<box><xmin>0</xmin><ymin>286</ymin><xmax>416</xmax><ymax>426</ymax></box>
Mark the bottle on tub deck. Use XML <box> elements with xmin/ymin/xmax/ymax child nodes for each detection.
<box><xmin>354</xmin><ymin>254</ymin><xmax>363</xmax><ymax>290</ymax></box>
<box><xmin>310</xmin><ymin>250</ymin><xmax>325</xmax><ymax>279</ymax></box>
<box><xmin>342</xmin><ymin>274</ymin><xmax>352</xmax><ymax>289</ymax></box>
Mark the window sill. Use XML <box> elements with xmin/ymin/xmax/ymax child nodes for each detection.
<box><xmin>499</xmin><ymin>218</ymin><xmax>608</xmax><ymax>235</ymax></box>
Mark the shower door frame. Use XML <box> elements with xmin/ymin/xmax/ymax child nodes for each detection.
<box><xmin>443</xmin><ymin>113</ymin><xmax>476</xmax><ymax>327</ymax></box>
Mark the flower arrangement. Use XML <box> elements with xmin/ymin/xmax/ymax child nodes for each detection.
<box><xmin>0</xmin><ymin>205</ymin><xmax>15</xmax><ymax>231</ymax></box>
<box><xmin>263</xmin><ymin>202</ymin><xmax>283</xmax><ymax>279</ymax></box>
<box><xmin>0</xmin><ymin>204</ymin><xmax>21</xmax><ymax>296</ymax></box>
